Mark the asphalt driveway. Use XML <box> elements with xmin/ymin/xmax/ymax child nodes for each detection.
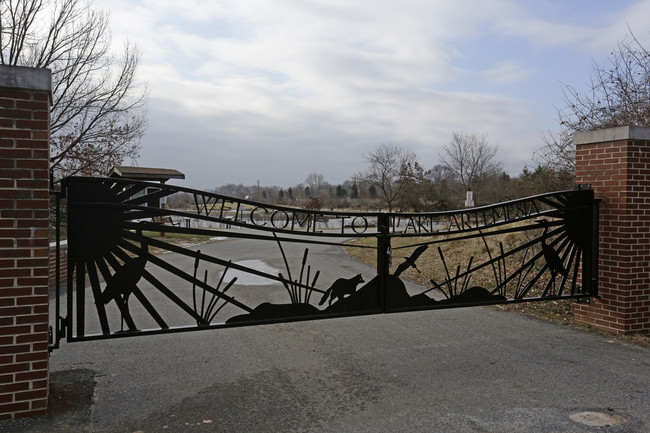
<box><xmin>2</xmin><ymin>237</ymin><xmax>648</xmax><ymax>432</ymax></box>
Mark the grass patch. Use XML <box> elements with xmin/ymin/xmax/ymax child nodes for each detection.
<box><xmin>117</xmin><ymin>231</ymin><xmax>218</xmax><ymax>257</ymax></box>
<box><xmin>345</xmin><ymin>233</ymin><xmax>650</xmax><ymax>349</ymax></box>
<box><xmin>345</xmin><ymin>225</ymin><xmax>543</xmax><ymax>296</ymax></box>
<box><xmin>496</xmin><ymin>299</ymin><xmax>575</xmax><ymax>325</ymax></box>
<box><xmin>144</xmin><ymin>230</ymin><xmax>215</xmax><ymax>245</ymax></box>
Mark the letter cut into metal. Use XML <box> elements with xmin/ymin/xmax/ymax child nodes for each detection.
<box><xmin>49</xmin><ymin>177</ymin><xmax>598</xmax><ymax>346</ymax></box>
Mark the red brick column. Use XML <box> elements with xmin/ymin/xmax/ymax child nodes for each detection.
<box><xmin>574</xmin><ymin>126</ymin><xmax>650</xmax><ymax>334</ymax></box>
<box><xmin>0</xmin><ymin>65</ymin><xmax>52</xmax><ymax>419</ymax></box>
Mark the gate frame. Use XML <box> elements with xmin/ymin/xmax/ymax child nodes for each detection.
<box><xmin>50</xmin><ymin>177</ymin><xmax>599</xmax><ymax>346</ymax></box>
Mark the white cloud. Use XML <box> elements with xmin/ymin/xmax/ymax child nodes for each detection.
<box><xmin>101</xmin><ymin>0</ymin><xmax>650</xmax><ymax>188</ymax></box>
<box><xmin>483</xmin><ymin>61</ymin><xmax>534</xmax><ymax>85</ymax></box>
<box><xmin>486</xmin><ymin>0</ymin><xmax>650</xmax><ymax>54</ymax></box>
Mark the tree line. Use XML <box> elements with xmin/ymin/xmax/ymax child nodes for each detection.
<box><xmin>167</xmin><ymin>131</ymin><xmax>574</xmax><ymax>212</ymax></box>
<box><xmin>2</xmin><ymin>0</ymin><xmax>647</xmax><ymax>199</ymax></box>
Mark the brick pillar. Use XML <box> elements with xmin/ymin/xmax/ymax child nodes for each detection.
<box><xmin>574</xmin><ymin>126</ymin><xmax>650</xmax><ymax>334</ymax></box>
<box><xmin>0</xmin><ymin>65</ymin><xmax>52</xmax><ymax>419</ymax></box>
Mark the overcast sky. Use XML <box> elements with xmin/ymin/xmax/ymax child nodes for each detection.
<box><xmin>104</xmin><ymin>0</ymin><xmax>650</xmax><ymax>189</ymax></box>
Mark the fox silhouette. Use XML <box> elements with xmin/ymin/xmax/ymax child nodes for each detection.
<box><xmin>318</xmin><ymin>274</ymin><xmax>365</xmax><ymax>306</ymax></box>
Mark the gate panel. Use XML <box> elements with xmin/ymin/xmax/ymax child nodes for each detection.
<box><xmin>54</xmin><ymin>176</ymin><xmax>597</xmax><ymax>343</ymax></box>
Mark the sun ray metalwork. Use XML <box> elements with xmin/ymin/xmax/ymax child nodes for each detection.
<box><xmin>53</xmin><ymin>176</ymin><xmax>598</xmax><ymax>344</ymax></box>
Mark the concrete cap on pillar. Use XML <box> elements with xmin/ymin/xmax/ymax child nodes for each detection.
<box><xmin>574</xmin><ymin>125</ymin><xmax>650</xmax><ymax>145</ymax></box>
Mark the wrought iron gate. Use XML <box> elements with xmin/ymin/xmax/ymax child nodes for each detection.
<box><xmin>49</xmin><ymin>176</ymin><xmax>598</xmax><ymax>349</ymax></box>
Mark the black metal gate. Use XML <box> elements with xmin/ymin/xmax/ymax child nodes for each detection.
<box><xmin>49</xmin><ymin>176</ymin><xmax>598</xmax><ymax>349</ymax></box>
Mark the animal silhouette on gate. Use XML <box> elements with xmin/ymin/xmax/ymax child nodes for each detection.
<box><xmin>318</xmin><ymin>274</ymin><xmax>365</xmax><ymax>306</ymax></box>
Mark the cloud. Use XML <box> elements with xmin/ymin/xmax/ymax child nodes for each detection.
<box><xmin>486</xmin><ymin>0</ymin><xmax>650</xmax><ymax>54</ymax></box>
<box><xmin>103</xmin><ymin>0</ymin><xmax>650</xmax><ymax>188</ymax></box>
<box><xmin>483</xmin><ymin>61</ymin><xmax>534</xmax><ymax>85</ymax></box>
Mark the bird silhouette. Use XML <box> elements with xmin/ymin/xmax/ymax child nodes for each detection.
<box><xmin>537</xmin><ymin>220</ymin><xmax>567</xmax><ymax>277</ymax></box>
<box><xmin>394</xmin><ymin>245</ymin><xmax>428</xmax><ymax>277</ymax></box>
<box><xmin>100</xmin><ymin>239</ymin><xmax>148</xmax><ymax>331</ymax></box>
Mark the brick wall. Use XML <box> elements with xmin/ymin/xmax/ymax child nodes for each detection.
<box><xmin>574</xmin><ymin>126</ymin><xmax>650</xmax><ymax>334</ymax></box>
<box><xmin>0</xmin><ymin>65</ymin><xmax>52</xmax><ymax>419</ymax></box>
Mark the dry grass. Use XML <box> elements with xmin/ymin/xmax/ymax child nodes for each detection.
<box><xmin>120</xmin><ymin>230</ymin><xmax>216</xmax><ymax>257</ymax></box>
<box><xmin>145</xmin><ymin>230</ymin><xmax>215</xmax><ymax>246</ymax></box>
<box><xmin>345</xmin><ymin>232</ymin><xmax>650</xmax><ymax>349</ymax></box>
<box><xmin>346</xmin><ymin>224</ymin><xmax>547</xmax><ymax>298</ymax></box>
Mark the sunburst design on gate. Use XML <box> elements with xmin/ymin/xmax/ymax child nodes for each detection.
<box><xmin>69</xmin><ymin>179</ymin><xmax>260</xmax><ymax>337</ymax></box>
<box><xmin>384</xmin><ymin>189</ymin><xmax>595</xmax><ymax>310</ymax></box>
<box><xmin>61</xmin><ymin>177</ymin><xmax>596</xmax><ymax>341</ymax></box>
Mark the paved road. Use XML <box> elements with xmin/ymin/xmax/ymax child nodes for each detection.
<box><xmin>2</xmin><ymin>237</ymin><xmax>649</xmax><ymax>432</ymax></box>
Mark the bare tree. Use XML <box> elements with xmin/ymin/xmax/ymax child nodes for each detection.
<box><xmin>531</xmin><ymin>128</ymin><xmax>576</xmax><ymax>190</ymax></box>
<box><xmin>422</xmin><ymin>164</ymin><xmax>459</xmax><ymax>210</ymax></box>
<box><xmin>305</xmin><ymin>172</ymin><xmax>325</xmax><ymax>195</ymax></box>
<box><xmin>355</xmin><ymin>143</ymin><xmax>419</xmax><ymax>212</ymax></box>
<box><xmin>1</xmin><ymin>0</ymin><xmax>148</xmax><ymax>180</ymax></box>
<box><xmin>439</xmin><ymin>131</ymin><xmax>503</xmax><ymax>197</ymax></box>
<box><xmin>558</xmin><ymin>31</ymin><xmax>650</xmax><ymax>132</ymax></box>
<box><xmin>535</xmin><ymin>31</ymin><xmax>649</xmax><ymax>184</ymax></box>
<box><xmin>535</xmin><ymin>128</ymin><xmax>575</xmax><ymax>173</ymax></box>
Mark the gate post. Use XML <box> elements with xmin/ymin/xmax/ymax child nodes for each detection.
<box><xmin>377</xmin><ymin>213</ymin><xmax>391</xmax><ymax>312</ymax></box>
<box><xmin>0</xmin><ymin>65</ymin><xmax>52</xmax><ymax>419</ymax></box>
<box><xmin>574</xmin><ymin>126</ymin><xmax>650</xmax><ymax>334</ymax></box>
